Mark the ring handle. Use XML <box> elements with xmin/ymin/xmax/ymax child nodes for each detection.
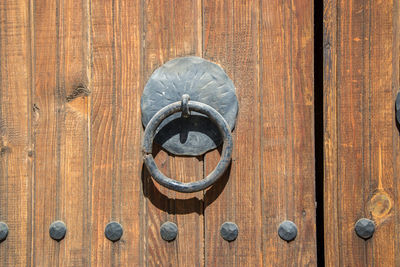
<box><xmin>142</xmin><ymin>95</ymin><xmax>233</xmax><ymax>193</ymax></box>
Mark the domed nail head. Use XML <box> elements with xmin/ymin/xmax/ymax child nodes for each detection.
<box><xmin>49</xmin><ymin>220</ymin><xmax>67</xmax><ymax>241</ymax></box>
<box><xmin>355</xmin><ymin>218</ymin><xmax>375</xmax><ymax>240</ymax></box>
<box><xmin>220</xmin><ymin>222</ymin><xmax>239</xmax><ymax>242</ymax></box>
<box><xmin>0</xmin><ymin>222</ymin><xmax>9</xmax><ymax>242</ymax></box>
<box><xmin>105</xmin><ymin>221</ymin><xmax>123</xmax><ymax>242</ymax></box>
<box><xmin>160</xmin><ymin>221</ymin><xmax>178</xmax><ymax>242</ymax></box>
<box><xmin>278</xmin><ymin>220</ymin><xmax>298</xmax><ymax>242</ymax></box>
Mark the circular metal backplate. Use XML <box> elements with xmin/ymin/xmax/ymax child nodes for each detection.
<box><xmin>141</xmin><ymin>56</ymin><xmax>238</xmax><ymax>156</ymax></box>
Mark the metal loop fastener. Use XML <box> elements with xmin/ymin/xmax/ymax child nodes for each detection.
<box><xmin>181</xmin><ymin>94</ymin><xmax>190</xmax><ymax>118</ymax></box>
<box><xmin>142</xmin><ymin>96</ymin><xmax>233</xmax><ymax>193</ymax></box>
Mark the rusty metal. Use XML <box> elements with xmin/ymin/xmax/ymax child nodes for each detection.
<box><xmin>355</xmin><ymin>218</ymin><xmax>375</xmax><ymax>240</ymax></box>
<box><xmin>278</xmin><ymin>220</ymin><xmax>297</xmax><ymax>242</ymax></box>
<box><xmin>220</xmin><ymin>222</ymin><xmax>238</xmax><ymax>242</ymax></box>
<box><xmin>49</xmin><ymin>220</ymin><xmax>67</xmax><ymax>241</ymax></box>
<box><xmin>105</xmin><ymin>221</ymin><xmax>123</xmax><ymax>242</ymax></box>
<box><xmin>160</xmin><ymin>221</ymin><xmax>178</xmax><ymax>242</ymax></box>
<box><xmin>141</xmin><ymin>56</ymin><xmax>238</xmax><ymax>156</ymax></box>
<box><xmin>142</xmin><ymin>95</ymin><xmax>233</xmax><ymax>193</ymax></box>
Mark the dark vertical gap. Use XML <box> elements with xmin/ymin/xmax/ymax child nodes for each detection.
<box><xmin>314</xmin><ymin>0</ymin><xmax>325</xmax><ymax>266</ymax></box>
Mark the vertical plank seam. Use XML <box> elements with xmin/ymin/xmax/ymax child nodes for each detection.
<box><xmin>281</xmin><ymin>0</ymin><xmax>289</xmax><ymax>232</ymax></box>
<box><xmin>231</xmin><ymin>3</ymin><xmax>238</xmax><ymax>266</ymax></box>
<box><xmin>117</xmin><ymin>0</ymin><xmax>123</xmax><ymax>264</ymax></box>
<box><xmin>289</xmin><ymin>0</ymin><xmax>295</xmax><ymax>226</ymax></box>
<box><xmin>60</xmin><ymin>0</ymin><xmax>67</xmax><ymax>260</ymax></box>
<box><xmin>55</xmin><ymin>0</ymin><xmax>62</xmax><ymax>264</ymax></box>
<box><xmin>393</xmin><ymin>0</ymin><xmax>400</xmax><ymax>266</ymax></box>
<box><xmin>87</xmin><ymin>0</ymin><xmax>93</xmax><ymax>265</ymax></box>
<box><xmin>0</xmin><ymin>2</ymin><xmax>7</xmax><ymax>266</ymax></box>
<box><xmin>111</xmin><ymin>0</ymin><xmax>118</xmax><ymax>264</ymax></box>
<box><xmin>367</xmin><ymin>0</ymin><xmax>373</xmax><ymax>265</ymax></box>
<box><xmin>336</xmin><ymin>0</ymin><xmax>343</xmax><ymax>264</ymax></box>
<box><xmin>81</xmin><ymin>0</ymin><xmax>92</xmax><ymax>262</ymax></box>
<box><xmin>171</xmin><ymin>5</ymin><xmax>179</xmax><ymax>265</ymax></box>
<box><xmin>258</xmin><ymin>0</ymin><xmax>264</xmax><ymax>266</ymax></box>
<box><xmin>361</xmin><ymin>0</ymin><xmax>368</xmax><ymax>264</ymax></box>
<box><xmin>28</xmin><ymin>0</ymin><xmax>35</xmax><ymax>265</ymax></box>
<box><xmin>29</xmin><ymin>0</ymin><xmax>36</xmax><ymax>264</ymax></box>
<box><xmin>201</xmin><ymin>0</ymin><xmax>206</xmax><ymax>265</ymax></box>
<box><xmin>140</xmin><ymin>0</ymin><xmax>148</xmax><ymax>265</ymax></box>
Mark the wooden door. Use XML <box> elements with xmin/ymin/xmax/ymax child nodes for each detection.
<box><xmin>0</xmin><ymin>0</ymin><xmax>316</xmax><ymax>266</ymax></box>
<box><xmin>324</xmin><ymin>0</ymin><xmax>400</xmax><ymax>266</ymax></box>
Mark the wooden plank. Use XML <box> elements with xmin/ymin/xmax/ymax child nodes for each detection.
<box><xmin>89</xmin><ymin>0</ymin><xmax>142</xmax><ymax>265</ymax></box>
<box><xmin>58</xmin><ymin>0</ymin><xmax>91</xmax><ymax>265</ymax></box>
<box><xmin>89</xmin><ymin>0</ymin><xmax>114</xmax><ymax>264</ymax></box>
<box><xmin>394</xmin><ymin>2</ymin><xmax>400</xmax><ymax>266</ymax></box>
<box><xmin>324</xmin><ymin>0</ymin><xmax>400</xmax><ymax>265</ymax></box>
<box><xmin>116</xmin><ymin>0</ymin><xmax>142</xmax><ymax>265</ymax></box>
<box><xmin>89</xmin><ymin>0</ymin><xmax>139</xmax><ymax>265</ymax></box>
<box><xmin>368</xmin><ymin>1</ymin><xmax>396</xmax><ymax>264</ymax></box>
<box><xmin>31</xmin><ymin>0</ymin><xmax>60</xmax><ymax>265</ymax></box>
<box><xmin>32</xmin><ymin>0</ymin><xmax>91</xmax><ymax>265</ymax></box>
<box><xmin>141</xmin><ymin>0</ymin><xmax>204</xmax><ymax>265</ymax></box>
<box><xmin>0</xmin><ymin>1</ymin><xmax>31</xmax><ymax>265</ymax></box>
<box><xmin>323</xmin><ymin>0</ymin><xmax>339</xmax><ymax>265</ymax></box>
<box><xmin>203</xmin><ymin>1</ymin><xmax>235</xmax><ymax>265</ymax></box>
<box><xmin>87</xmin><ymin>0</ymin><xmax>142</xmax><ymax>265</ymax></box>
<box><xmin>203</xmin><ymin>0</ymin><xmax>262</xmax><ymax>266</ymax></box>
<box><xmin>261</xmin><ymin>0</ymin><xmax>316</xmax><ymax>265</ymax></box>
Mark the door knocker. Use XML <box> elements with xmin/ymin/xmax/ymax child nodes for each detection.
<box><xmin>141</xmin><ymin>57</ymin><xmax>238</xmax><ymax>193</ymax></box>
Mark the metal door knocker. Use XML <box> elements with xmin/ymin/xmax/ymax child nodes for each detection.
<box><xmin>141</xmin><ymin>56</ymin><xmax>238</xmax><ymax>193</ymax></box>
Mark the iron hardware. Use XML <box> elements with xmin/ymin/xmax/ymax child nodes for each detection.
<box><xmin>105</xmin><ymin>221</ymin><xmax>123</xmax><ymax>242</ymax></box>
<box><xmin>220</xmin><ymin>222</ymin><xmax>238</xmax><ymax>242</ymax></box>
<box><xmin>141</xmin><ymin>57</ymin><xmax>237</xmax><ymax>193</ymax></box>
<box><xmin>354</xmin><ymin>218</ymin><xmax>375</xmax><ymax>240</ymax></box>
<box><xmin>49</xmin><ymin>220</ymin><xmax>67</xmax><ymax>241</ymax></box>
<box><xmin>396</xmin><ymin>92</ymin><xmax>400</xmax><ymax>125</ymax></box>
<box><xmin>0</xmin><ymin>222</ymin><xmax>8</xmax><ymax>242</ymax></box>
<box><xmin>160</xmin><ymin>221</ymin><xmax>178</xmax><ymax>242</ymax></box>
<box><xmin>278</xmin><ymin>220</ymin><xmax>297</xmax><ymax>242</ymax></box>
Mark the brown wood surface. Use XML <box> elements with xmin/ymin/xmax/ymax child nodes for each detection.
<box><xmin>0</xmin><ymin>1</ymin><xmax>32</xmax><ymax>265</ymax></box>
<box><xmin>0</xmin><ymin>0</ymin><xmax>316</xmax><ymax>266</ymax></box>
<box><xmin>324</xmin><ymin>0</ymin><xmax>400</xmax><ymax>266</ymax></box>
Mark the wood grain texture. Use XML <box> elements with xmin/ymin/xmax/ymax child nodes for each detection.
<box><xmin>116</xmin><ymin>0</ymin><xmax>142</xmax><ymax>265</ymax></box>
<box><xmin>203</xmin><ymin>0</ymin><xmax>236</xmax><ymax>265</ymax></box>
<box><xmin>32</xmin><ymin>0</ymin><xmax>61</xmax><ymax>265</ymax></box>
<box><xmin>324</xmin><ymin>0</ymin><xmax>400</xmax><ymax>265</ymax></box>
<box><xmin>0</xmin><ymin>0</ymin><xmax>319</xmax><ymax>266</ymax></box>
<box><xmin>203</xmin><ymin>0</ymin><xmax>263</xmax><ymax>266</ymax></box>
<box><xmin>141</xmin><ymin>0</ymin><xmax>204</xmax><ymax>265</ymax></box>
<box><xmin>0</xmin><ymin>0</ymin><xmax>31</xmax><ymax>265</ymax></box>
<box><xmin>203</xmin><ymin>0</ymin><xmax>316</xmax><ymax>266</ymax></box>
<box><xmin>89</xmin><ymin>0</ymin><xmax>142</xmax><ymax>265</ymax></box>
<box><xmin>59</xmin><ymin>0</ymin><xmax>91</xmax><ymax>265</ymax></box>
<box><xmin>261</xmin><ymin>0</ymin><xmax>316</xmax><ymax>266</ymax></box>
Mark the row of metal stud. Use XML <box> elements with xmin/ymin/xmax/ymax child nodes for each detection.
<box><xmin>0</xmin><ymin>218</ymin><xmax>375</xmax><ymax>243</ymax></box>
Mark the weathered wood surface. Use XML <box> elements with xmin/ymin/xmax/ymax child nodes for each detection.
<box><xmin>0</xmin><ymin>0</ymin><xmax>315</xmax><ymax>266</ymax></box>
<box><xmin>324</xmin><ymin>0</ymin><xmax>399</xmax><ymax>265</ymax></box>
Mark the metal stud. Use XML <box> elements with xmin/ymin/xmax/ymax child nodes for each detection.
<box><xmin>220</xmin><ymin>222</ymin><xmax>238</xmax><ymax>242</ymax></box>
<box><xmin>49</xmin><ymin>220</ymin><xmax>67</xmax><ymax>241</ymax></box>
<box><xmin>160</xmin><ymin>221</ymin><xmax>178</xmax><ymax>242</ymax></box>
<box><xmin>395</xmin><ymin>92</ymin><xmax>400</xmax><ymax>125</ymax></box>
<box><xmin>278</xmin><ymin>220</ymin><xmax>297</xmax><ymax>242</ymax></box>
<box><xmin>0</xmin><ymin>222</ymin><xmax>8</xmax><ymax>242</ymax></box>
<box><xmin>105</xmin><ymin>221</ymin><xmax>123</xmax><ymax>242</ymax></box>
<box><xmin>355</xmin><ymin>218</ymin><xmax>375</xmax><ymax>240</ymax></box>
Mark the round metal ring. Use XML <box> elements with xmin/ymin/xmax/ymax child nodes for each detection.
<box><xmin>142</xmin><ymin>100</ymin><xmax>233</xmax><ymax>193</ymax></box>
